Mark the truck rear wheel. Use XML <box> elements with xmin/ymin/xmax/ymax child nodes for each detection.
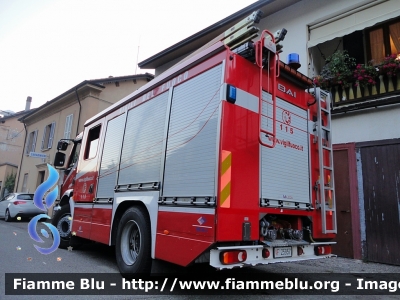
<box><xmin>51</xmin><ymin>205</ymin><xmax>72</xmax><ymax>249</ymax></box>
<box><xmin>115</xmin><ymin>206</ymin><xmax>152</xmax><ymax>276</ymax></box>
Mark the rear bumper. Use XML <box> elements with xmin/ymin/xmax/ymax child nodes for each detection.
<box><xmin>10</xmin><ymin>212</ymin><xmax>46</xmax><ymax>219</ymax></box>
<box><xmin>8</xmin><ymin>207</ymin><xmax>46</xmax><ymax>218</ymax></box>
<box><xmin>210</xmin><ymin>242</ymin><xmax>336</xmax><ymax>270</ymax></box>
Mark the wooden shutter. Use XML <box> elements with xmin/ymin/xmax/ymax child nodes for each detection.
<box><xmin>25</xmin><ymin>132</ymin><xmax>32</xmax><ymax>155</ymax></box>
<box><xmin>41</xmin><ymin>126</ymin><xmax>47</xmax><ymax>150</ymax></box>
<box><xmin>31</xmin><ymin>130</ymin><xmax>38</xmax><ymax>153</ymax></box>
<box><xmin>48</xmin><ymin>122</ymin><xmax>56</xmax><ymax>148</ymax></box>
<box><xmin>64</xmin><ymin>114</ymin><xmax>73</xmax><ymax>139</ymax></box>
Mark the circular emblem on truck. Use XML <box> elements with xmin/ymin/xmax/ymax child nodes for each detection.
<box><xmin>282</xmin><ymin>110</ymin><xmax>291</xmax><ymax>125</ymax></box>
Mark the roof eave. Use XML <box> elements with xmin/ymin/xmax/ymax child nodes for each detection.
<box><xmin>88</xmin><ymin>73</ymin><xmax>154</xmax><ymax>84</ymax></box>
<box><xmin>19</xmin><ymin>81</ymin><xmax>104</xmax><ymax>122</ymax></box>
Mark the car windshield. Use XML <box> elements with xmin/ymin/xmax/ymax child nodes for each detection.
<box><xmin>16</xmin><ymin>194</ymin><xmax>34</xmax><ymax>200</ymax></box>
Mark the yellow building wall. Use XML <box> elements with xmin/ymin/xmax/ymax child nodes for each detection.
<box><xmin>16</xmin><ymin>77</ymin><xmax>150</xmax><ymax>196</ymax></box>
<box><xmin>0</xmin><ymin>115</ymin><xmax>26</xmax><ymax>166</ymax></box>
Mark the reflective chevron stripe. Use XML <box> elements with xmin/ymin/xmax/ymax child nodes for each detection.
<box><xmin>220</xmin><ymin>150</ymin><xmax>231</xmax><ymax>208</ymax></box>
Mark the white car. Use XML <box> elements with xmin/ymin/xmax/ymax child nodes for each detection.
<box><xmin>0</xmin><ymin>193</ymin><xmax>45</xmax><ymax>222</ymax></box>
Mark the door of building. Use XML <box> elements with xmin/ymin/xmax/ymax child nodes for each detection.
<box><xmin>359</xmin><ymin>140</ymin><xmax>400</xmax><ymax>265</ymax></box>
<box><xmin>332</xmin><ymin>148</ymin><xmax>354</xmax><ymax>258</ymax></box>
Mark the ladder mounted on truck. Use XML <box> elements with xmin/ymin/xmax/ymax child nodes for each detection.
<box><xmin>232</xmin><ymin>28</ymin><xmax>287</xmax><ymax>150</ymax></box>
<box><xmin>178</xmin><ymin>10</ymin><xmax>287</xmax><ymax>149</ymax></box>
<box><xmin>309</xmin><ymin>87</ymin><xmax>337</xmax><ymax>234</ymax></box>
<box><xmin>222</xmin><ymin>11</ymin><xmax>287</xmax><ymax>149</ymax></box>
<box><xmin>177</xmin><ymin>10</ymin><xmax>263</xmax><ymax>65</ymax></box>
<box><xmin>255</xmin><ymin>30</ymin><xmax>279</xmax><ymax>148</ymax></box>
<box><xmin>205</xmin><ymin>10</ymin><xmax>287</xmax><ymax>149</ymax></box>
<box><xmin>221</xmin><ymin>10</ymin><xmax>262</xmax><ymax>49</ymax></box>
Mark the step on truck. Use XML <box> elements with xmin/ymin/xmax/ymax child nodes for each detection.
<box><xmin>52</xmin><ymin>10</ymin><xmax>337</xmax><ymax>275</ymax></box>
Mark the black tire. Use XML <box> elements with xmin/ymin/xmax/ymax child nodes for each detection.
<box><xmin>4</xmin><ymin>209</ymin><xmax>13</xmax><ymax>222</ymax></box>
<box><xmin>115</xmin><ymin>206</ymin><xmax>152</xmax><ymax>276</ymax></box>
<box><xmin>51</xmin><ymin>205</ymin><xmax>72</xmax><ymax>248</ymax></box>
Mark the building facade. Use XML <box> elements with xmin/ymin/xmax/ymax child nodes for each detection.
<box><xmin>0</xmin><ymin>100</ymin><xmax>33</xmax><ymax>197</ymax></box>
<box><xmin>16</xmin><ymin>74</ymin><xmax>153</xmax><ymax>199</ymax></box>
<box><xmin>262</xmin><ymin>0</ymin><xmax>400</xmax><ymax>266</ymax></box>
<box><xmin>139</xmin><ymin>0</ymin><xmax>400</xmax><ymax>265</ymax></box>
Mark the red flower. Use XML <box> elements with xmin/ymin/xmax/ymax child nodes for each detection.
<box><xmin>353</xmin><ymin>63</ymin><xmax>377</xmax><ymax>87</ymax></box>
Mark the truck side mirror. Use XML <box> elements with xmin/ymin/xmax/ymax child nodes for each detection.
<box><xmin>57</xmin><ymin>141</ymin><xmax>69</xmax><ymax>151</ymax></box>
<box><xmin>54</xmin><ymin>152</ymin><xmax>66</xmax><ymax>168</ymax></box>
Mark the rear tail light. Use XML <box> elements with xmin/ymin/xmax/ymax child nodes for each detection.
<box><xmin>315</xmin><ymin>246</ymin><xmax>332</xmax><ymax>255</ymax></box>
<box><xmin>220</xmin><ymin>250</ymin><xmax>247</xmax><ymax>265</ymax></box>
<box><xmin>13</xmin><ymin>201</ymin><xmax>27</xmax><ymax>205</ymax></box>
<box><xmin>262</xmin><ymin>248</ymin><xmax>271</xmax><ymax>258</ymax></box>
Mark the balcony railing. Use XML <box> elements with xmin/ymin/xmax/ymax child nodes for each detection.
<box><xmin>331</xmin><ymin>75</ymin><xmax>400</xmax><ymax>110</ymax></box>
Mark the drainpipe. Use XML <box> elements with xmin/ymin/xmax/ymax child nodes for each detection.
<box><xmin>16</xmin><ymin>122</ymin><xmax>28</xmax><ymax>192</ymax></box>
<box><xmin>75</xmin><ymin>88</ymin><xmax>82</xmax><ymax>136</ymax></box>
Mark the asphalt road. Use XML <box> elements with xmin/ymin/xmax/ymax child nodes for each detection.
<box><xmin>1</xmin><ymin>218</ymin><xmax>399</xmax><ymax>300</ymax></box>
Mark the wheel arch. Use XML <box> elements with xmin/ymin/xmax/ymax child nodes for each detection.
<box><xmin>59</xmin><ymin>189</ymin><xmax>73</xmax><ymax>207</ymax></box>
<box><xmin>114</xmin><ymin>201</ymin><xmax>153</xmax><ymax>275</ymax></box>
<box><xmin>59</xmin><ymin>195</ymin><xmax>70</xmax><ymax>207</ymax></box>
<box><xmin>111</xmin><ymin>200</ymin><xmax>149</xmax><ymax>246</ymax></box>
<box><xmin>110</xmin><ymin>191</ymin><xmax>159</xmax><ymax>259</ymax></box>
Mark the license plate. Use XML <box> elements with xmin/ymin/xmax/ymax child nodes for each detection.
<box><xmin>274</xmin><ymin>247</ymin><xmax>292</xmax><ymax>258</ymax></box>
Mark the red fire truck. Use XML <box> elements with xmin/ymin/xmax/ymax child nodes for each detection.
<box><xmin>52</xmin><ymin>11</ymin><xmax>336</xmax><ymax>275</ymax></box>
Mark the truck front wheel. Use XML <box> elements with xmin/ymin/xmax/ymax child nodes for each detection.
<box><xmin>51</xmin><ymin>205</ymin><xmax>72</xmax><ymax>248</ymax></box>
<box><xmin>115</xmin><ymin>206</ymin><xmax>152</xmax><ymax>276</ymax></box>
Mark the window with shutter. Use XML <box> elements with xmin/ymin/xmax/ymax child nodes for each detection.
<box><xmin>64</xmin><ymin>114</ymin><xmax>73</xmax><ymax>140</ymax></box>
<box><xmin>41</xmin><ymin>122</ymin><xmax>56</xmax><ymax>150</ymax></box>
<box><xmin>26</xmin><ymin>130</ymin><xmax>38</xmax><ymax>155</ymax></box>
<box><xmin>32</xmin><ymin>130</ymin><xmax>37</xmax><ymax>152</ymax></box>
<box><xmin>41</xmin><ymin>126</ymin><xmax>47</xmax><ymax>150</ymax></box>
<box><xmin>48</xmin><ymin>122</ymin><xmax>55</xmax><ymax>148</ymax></box>
<box><xmin>25</xmin><ymin>132</ymin><xmax>32</xmax><ymax>155</ymax></box>
<box><xmin>22</xmin><ymin>173</ymin><xmax>29</xmax><ymax>193</ymax></box>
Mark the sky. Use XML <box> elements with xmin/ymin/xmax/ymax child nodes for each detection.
<box><xmin>0</xmin><ymin>0</ymin><xmax>257</xmax><ymax>113</ymax></box>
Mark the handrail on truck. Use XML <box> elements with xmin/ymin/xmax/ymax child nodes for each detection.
<box><xmin>255</xmin><ymin>30</ymin><xmax>279</xmax><ymax>148</ymax></box>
